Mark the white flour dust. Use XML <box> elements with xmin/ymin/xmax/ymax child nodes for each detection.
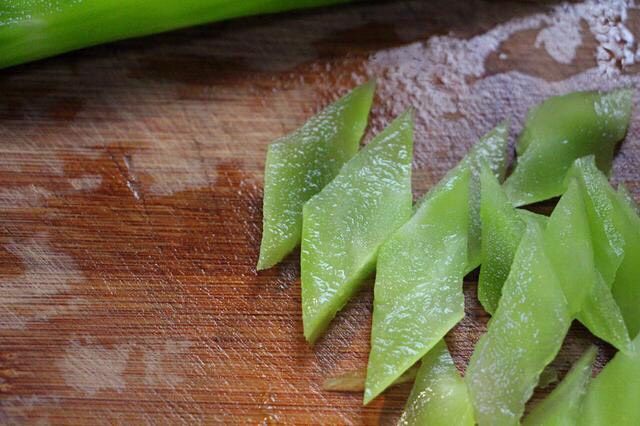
<box><xmin>0</xmin><ymin>235</ymin><xmax>85</xmax><ymax>329</ymax></box>
<box><xmin>364</xmin><ymin>0</ymin><xmax>640</xmax><ymax>182</ymax></box>
<box><xmin>58</xmin><ymin>340</ymin><xmax>131</xmax><ymax>396</ymax></box>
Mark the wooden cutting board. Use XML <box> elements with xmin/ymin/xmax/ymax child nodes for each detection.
<box><xmin>1</xmin><ymin>1</ymin><xmax>638</xmax><ymax>423</ymax></box>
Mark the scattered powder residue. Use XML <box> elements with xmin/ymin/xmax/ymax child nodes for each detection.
<box><xmin>0</xmin><ymin>235</ymin><xmax>84</xmax><ymax>329</ymax></box>
<box><xmin>69</xmin><ymin>175</ymin><xmax>102</xmax><ymax>192</ymax></box>
<box><xmin>365</xmin><ymin>0</ymin><xmax>640</xmax><ymax>180</ymax></box>
<box><xmin>58</xmin><ymin>340</ymin><xmax>130</xmax><ymax>396</ymax></box>
<box><xmin>590</xmin><ymin>0</ymin><xmax>639</xmax><ymax>74</ymax></box>
<box><xmin>0</xmin><ymin>185</ymin><xmax>53</xmax><ymax>209</ymax></box>
<box><xmin>535</xmin><ymin>4</ymin><xmax>584</xmax><ymax>64</ymax></box>
<box><xmin>534</xmin><ymin>0</ymin><xmax>639</xmax><ymax>70</ymax></box>
<box><xmin>143</xmin><ymin>339</ymin><xmax>192</xmax><ymax>388</ymax></box>
<box><xmin>0</xmin><ymin>395</ymin><xmax>60</xmax><ymax>425</ymax></box>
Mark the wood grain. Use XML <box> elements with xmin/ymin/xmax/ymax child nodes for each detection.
<box><xmin>0</xmin><ymin>1</ymin><xmax>638</xmax><ymax>424</ymax></box>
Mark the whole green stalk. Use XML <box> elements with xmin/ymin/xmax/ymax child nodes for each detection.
<box><xmin>0</xmin><ymin>0</ymin><xmax>352</xmax><ymax>69</ymax></box>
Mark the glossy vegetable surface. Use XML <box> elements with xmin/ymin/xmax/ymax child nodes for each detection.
<box><xmin>365</xmin><ymin>124</ymin><xmax>508</xmax><ymax>404</ymax></box>
<box><xmin>398</xmin><ymin>340</ymin><xmax>474</xmax><ymax>426</ymax></box>
<box><xmin>618</xmin><ymin>184</ymin><xmax>639</xmax><ymax>214</ymax></box>
<box><xmin>457</xmin><ymin>123</ymin><xmax>510</xmax><ymax>271</ymax></box>
<box><xmin>466</xmin><ymin>223</ymin><xmax>571</xmax><ymax>426</ymax></box>
<box><xmin>523</xmin><ymin>346</ymin><xmax>596</xmax><ymax>426</ymax></box>
<box><xmin>478</xmin><ymin>165</ymin><xmax>547</xmax><ymax>314</ymax></box>
<box><xmin>301</xmin><ymin>111</ymin><xmax>413</xmax><ymax>344</ymax></box>
<box><xmin>0</xmin><ymin>0</ymin><xmax>352</xmax><ymax>69</ymax></box>
<box><xmin>481</xmin><ymin>159</ymin><xmax>629</xmax><ymax>348</ymax></box>
<box><xmin>567</xmin><ymin>157</ymin><xmax>625</xmax><ymax>285</ymax></box>
<box><xmin>504</xmin><ymin>90</ymin><xmax>633</xmax><ymax>206</ymax></box>
<box><xmin>610</xmin><ymin>187</ymin><xmax>640</xmax><ymax>338</ymax></box>
<box><xmin>364</xmin><ymin>167</ymin><xmax>469</xmax><ymax>404</ymax></box>
<box><xmin>568</xmin><ymin>157</ymin><xmax>637</xmax><ymax>342</ymax></box>
<box><xmin>579</xmin><ymin>335</ymin><xmax>640</xmax><ymax>425</ymax></box>
<box><xmin>543</xmin><ymin>180</ymin><xmax>597</xmax><ymax>315</ymax></box>
<box><xmin>258</xmin><ymin>82</ymin><xmax>374</xmax><ymax>270</ymax></box>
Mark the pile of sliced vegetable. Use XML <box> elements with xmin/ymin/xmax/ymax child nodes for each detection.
<box><xmin>258</xmin><ymin>81</ymin><xmax>638</xmax><ymax>425</ymax></box>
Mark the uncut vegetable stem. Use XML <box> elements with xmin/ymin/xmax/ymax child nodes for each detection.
<box><xmin>0</xmin><ymin>0</ymin><xmax>352</xmax><ymax>69</ymax></box>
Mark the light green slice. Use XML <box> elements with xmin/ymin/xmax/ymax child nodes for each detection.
<box><xmin>566</xmin><ymin>156</ymin><xmax>625</xmax><ymax>286</ymax></box>
<box><xmin>398</xmin><ymin>340</ymin><xmax>474</xmax><ymax>426</ymax></box>
<box><xmin>523</xmin><ymin>346</ymin><xmax>597</xmax><ymax>426</ymax></box>
<box><xmin>301</xmin><ymin>111</ymin><xmax>413</xmax><ymax>344</ymax></box>
<box><xmin>617</xmin><ymin>184</ymin><xmax>639</xmax><ymax>215</ymax></box>
<box><xmin>543</xmin><ymin>180</ymin><xmax>597</xmax><ymax>315</ymax></box>
<box><xmin>466</xmin><ymin>223</ymin><xmax>571</xmax><ymax>426</ymax></box>
<box><xmin>576</xmin><ymin>272</ymin><xmax>631</xmax><ymax>351</ymax></box>
<box><xmin>478</xmin><ymin>165</ymin><xmax>527</xmax><ymax>314</ymax></box>
<box><xmin>258</xmin><ymin>81</ymin><xmax>374</xmax><ymax>270</ymax></box>
<box><xmin>459</xmin><ymin>122</ymin><xmax>510</xmax><ymax>271</ymax></box>
<box><xmin>477</xmin><ymin>163</ymin><xmax>549</xmax><ymax>314</ymax></box>
<box><xmin>610</xmin><ymin>187</ymin><xmax>640</xmax><ymax>338</ymax></box>
<box><xmin>364</xmin><ymin>167</ymin><xmax>469</xmax><ymax>404</ymax></box>
<box><xmin>579</xmin><ymin>334</ymin><xmax>640</xmax><ymax>425</ymax></box>
<box><xmin>568</xmin><ymin>157</ymin><xmax>634</xmax><ymax>344</ymax></box>
<box><xmin>505</xmin><ymin>89</ymin><xmax>633</xmax><ymax>206</ymax></box>
<box><xmin>481</xmin><ymin>158</ymin><xmax>628</xmax><ymax>348</ymax></box>
<box><xmin>364</xmin><ymin>123</ymin><xmax>508</xmax><ymax>404</ymax></box>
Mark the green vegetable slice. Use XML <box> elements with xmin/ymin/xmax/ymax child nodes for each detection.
<box><xmin>322</xmin><ymin>364</ymin><xmax>419</xmax><ymax>392</ymax></box>
<box><xmin>576</xmin><ymin>273</ymin><xmax>630</xmax><ymax>351</ymax></box>
<box><xmin>364</xmin><ymin>124</ymin><xmax>508</xmax><ymax>404</ymax></box>
<box><xmin>258</xmin><ymin>81</ymin><xmax>374</xmax><ymax>270</ymax></box>
<box><xmin>364</xmin><ymin>167</ymin><xmax>469</xmax><ymax>404</ymax></box>
<box><xmin>518</xmin><ymin>209</ymin><xmax>549</xmax><ymax>228</ymax></box>
<box><xmin>566</xmin><ymin>156</ymin><xmax>625</xmax><ymax>285</ymax></box>
<box><xmin>543</xmin><ymin>179</ymin><xmax>597</xmax><ymax>315</ymax></box>
<box><xmin>466</xmin><ymin>222</ymin><xmax>571</xmax><ymax>426</ymax></box>
<box><xmin>523</xmin><ymin>346</ymin><xmax>597</xmax><ymax>426</ymax></box>
<box><xmin>481</xmin><ymin>161</ymin><xmax>629</xmax><ymax>348</ymax></box>
<box><xmin>617</xmin><ymin>184</ymin><xmax>639</xmax><ymax>215</ymax></box>
<box><xmin>478</xmin><ymin>164</ymin><xmax>548</xmax><ymax>314</ymax></box>
<box><xmin>504</xmin><ymin>89</ymin><xmax>632</xmax><ymax>207</ymax></box>
<box><xmin>301</xmin><ymin>111</ymin><xmax>414</xmax><ymax>344</ymax></box>
<box><xmin>460</xmin><ymin>122</ymin><xmax>510</xmax><ymax>271</ymax></box>
<box><xmin>579</xmin><ymin>335</ymin><xmax>640</xmax><ymax>425</ymax></box>
<box><xmin>568</xmin><ymin>157</ymin><xmax>635</xmax><ymax>343</ymax></box>
<box><xmin>398</xmin><ymin>340</ymin><xmax>474</xmax><ymax>426</ymax></box>
<box><xmin>478</xmin><ymin>166</ymin><xmax>526</xmax><ymax>314</ymax></box>
<box><xmin>610</xmin><ymin>188</ymin><xmax>640</xmax><ymax>338</ymax></box>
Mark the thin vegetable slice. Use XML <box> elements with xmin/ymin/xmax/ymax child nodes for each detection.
<box><xmin>568</xmin><ymin>157</ymin><xmax>636</xmax><ymax>342</ymax></box>
<box><xmin>482</xmin><ymin>155</ymin><xmax>629</xmax><ymax>348</ymax></box>
<box><xmin>610</xmin><ymin>188</ymin><xmax>640</xmax><ymax>338</ymax></box>
<box><xmin>364</xmin><ymin>124</ymin><xmax>508</xmax><ymax>404</ymax></box>
<box><xmin>460</xmin><ymin>122</ymin><xmax>510</xmax><ymax>271</ymax></box>
<box><xmin>543</xmin><ymin>179</ymin><xmax>597</xmax><ymax>315</ymax></box>
<box><xmin>364</xmin><ymin>167</ymin><xmax>469</xmax><ymax>404</ymax></box>
<box><xmin>301</xmin><ymin>111</ymin><xmax>414</xmax><ymax>344</ymax></box>
<box><xmin>322</xmin><ymin>364</ymin><xmax>418</xmax><ymax>392</ymax></box>
<box><xmin>258</xmin><ymin>81</ymin><xmax>374</xmax><ymax>270</ymax></box>
<box><xmin>466</xmin><ymin>223</ymin><xmax>571</xmax><ymax>426</ymax></box>
<box><xmin>398</xmin><ymin>340</ymin><xmax>474</xmax><ymax>426</ymax></box>
<box><xmin>477</xmin><ymin>165</ymin><xmax>548</xmax><ymax>314</ymax></box>
<box><xmin>617</xmin><ymin>184</ymin><xmax>639</xmax><ymax>215</ymax></box>
<box><xmin>579</xmin><ymin>335</ymin><xmax>640</xmax><ymax>425</ymax></box>
<box><xmin>577</xmin><ymin>273</ymin><xmax>630</xmax><ymax>351</ymax></box>
<box><xmin>504</xmin><ymin>89</ymin><xmax>633</xmax><ymax>206</ymax></box>
<box><xmin>566</xmin><ymin>156</ymin><xmax>625</xmax><ymax>285</ymax></box>
<box><xmin>523</xmin><ymin>346</ymin><xmax>597</xmax><ymax>426</ymax></box>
